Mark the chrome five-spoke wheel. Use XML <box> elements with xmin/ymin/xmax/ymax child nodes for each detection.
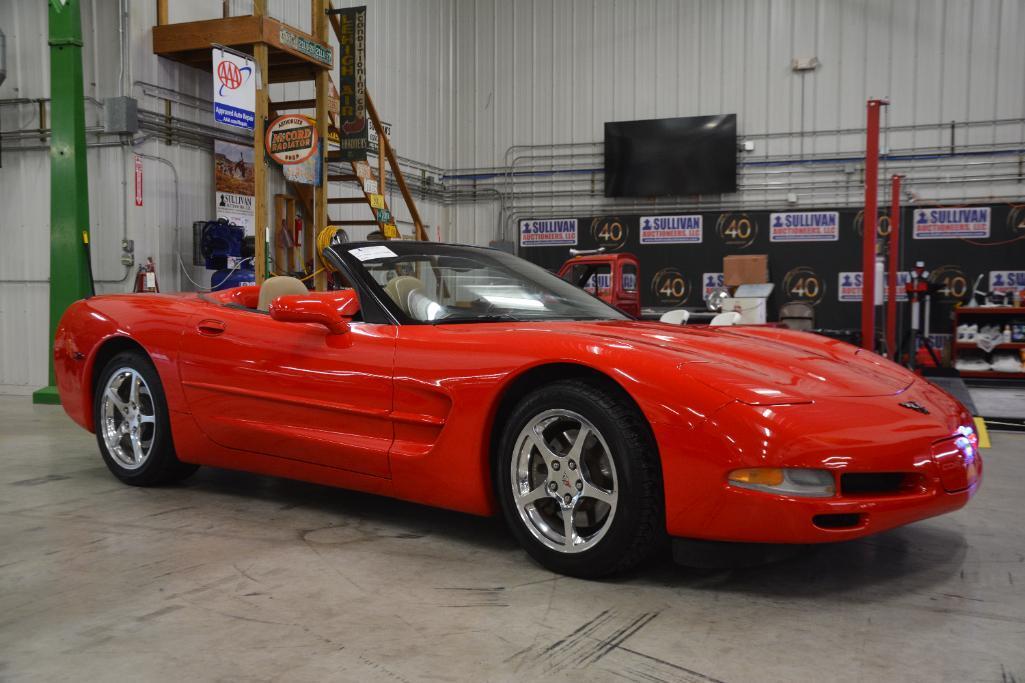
<box><xmin>100</xmin><ymin>367</ymin><xmax>156</xmax><ymax>470</ymax></box>
<box><xmin>511</xmin><ymin>409</ymin><xmax>618</xmax><ymax>554</ymax></box>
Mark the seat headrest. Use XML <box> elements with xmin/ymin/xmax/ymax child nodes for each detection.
<box><xmin>384</xmin><ymin>276</ymin><xmax>425</xmax><ymax>315</ymax></box>
<box><xmin>407</xmin><ymin>290</ymin><xmax>446</xmax><ymax>321</ymax></box>
<box><xmin>258</xmin><ymin>275</ymin><xmax>308</xmax><ymax>312</ymax></box>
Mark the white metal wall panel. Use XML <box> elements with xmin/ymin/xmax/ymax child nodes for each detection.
<box><xmin>444</xmin><ymin>0</ymin><xmax>1025</xmax><ymax>245</ymax></box>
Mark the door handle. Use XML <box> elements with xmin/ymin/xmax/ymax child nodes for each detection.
<box><xmin>197</xmin><ymin>319</ymin><xmax>226</xmax><ymax>336</ymax></box>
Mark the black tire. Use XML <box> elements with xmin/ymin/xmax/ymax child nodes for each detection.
<box><xmin>496</xmin><ymin>378</ymin><xmax>664</xmax><ymax>578</ymax></box>
<box><xmin>93</xmin><ymin>350</ymin><xmax>198</xmax><ymax>486</ymax></box>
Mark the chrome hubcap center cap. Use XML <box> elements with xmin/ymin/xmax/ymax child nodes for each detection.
<box><xmin>100</xmin><ymin>368</ymin><xmax>155</xmax><ymax>471</ymax></box>
<box><xmin>511</xmin><ymin>409</ymin><xmax>619</xmax><ymax>554</ymax></box>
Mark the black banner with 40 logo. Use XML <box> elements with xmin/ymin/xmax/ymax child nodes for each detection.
<box><xmin>518</xmin><ymin>204</ymin><xmax>1025</xmax><ymax>334</ymax></box>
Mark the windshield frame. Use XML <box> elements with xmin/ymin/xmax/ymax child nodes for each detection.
<box><xmin>329</xmin><ymin>241</ymin><xmax>631</xmax><ymax>325</ymax></box>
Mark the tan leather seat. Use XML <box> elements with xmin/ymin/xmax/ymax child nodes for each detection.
<box><xmin>257</xmin><ymin>275</ymin><xmax>308</xmax><ymax>312</ymax></box>
<box><xmin>383</xmin><ymin>276</ymin><xmax>424</xmax><ymax>315</ymax></box>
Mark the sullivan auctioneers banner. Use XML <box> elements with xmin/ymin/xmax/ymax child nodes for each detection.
<box><xmin>214</xmin><ymin>140</ymin><xmax>255</xmax><ymax>236</ymax></box>
<box><xmin>520</xmin><ymin>204</ymin><xmax>1025</xmax><ymax>335</ymax></box>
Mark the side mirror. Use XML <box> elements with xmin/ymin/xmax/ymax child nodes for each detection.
<box><xmin>269</xmin><ymin>295</ymin><xmax>350</xmax><ymax>334</ymax></box>
<box><xmin>325</xmin><ymin>288</ymin><xmax>360</xmax><ymax>319</ymax></box>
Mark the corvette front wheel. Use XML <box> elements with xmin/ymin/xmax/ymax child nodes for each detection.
<box><xmin>93</xmin><ymin>350</ymin><xmax>198</xmax><ymax>486</ymax></box>
<box><xmin>497</xmin><ymin>379</ymin><xmax>663</xmax><ymax>578</ymax></box>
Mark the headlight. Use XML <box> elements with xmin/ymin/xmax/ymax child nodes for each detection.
<box><xmin>728</xmin><ymin>467</ymin><xmax>836</xmax><ymax>498</ymax></box>
<box><xmin>955</xmin><ymin>424</ymin><xmax>978</xmax><ymax>458</ymax></box>
<box><xmin>954</xmin><ymin>425</ymin><xmax>981</xmax><ymax>486</ymax></box>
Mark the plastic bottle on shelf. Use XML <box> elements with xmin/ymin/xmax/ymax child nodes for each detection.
<box><xmin>1004</xmin><ymin>325</ymin><xmax>1013</xmax><ymax>343</ymax></box>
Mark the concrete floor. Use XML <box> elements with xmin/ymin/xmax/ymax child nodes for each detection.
<box><xmin>1</xmin><ymin>395</ymin><xmax>1023</xmax><ymax>683</ymax></box>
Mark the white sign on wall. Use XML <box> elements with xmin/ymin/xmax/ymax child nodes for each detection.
<box><xmin>769</xmin><ymin>211</ymin><xmax>839</xmax><ymax>242</ymax></box>
<box><xmin>639</xmin><ymin>215</ymin><xmax>703</xmax><ymax>244</ymax></box>
<box><xmin>912</xmin><ymin>207</ymin><xmax>991</xmax><ymax>239</ymax></box>
<box><xmin>519</xmin><ymin>219</ymin><xmax>578</xmax><ymax>247</ymax></box>
<box><xmin>989</xmin><ymin>270</ymin><xmax>1025</xmax><ymax>294</ymax></box>
<box><xmin>212</xmin><ymin>49</ymin><xmax>256</xmax><ymax>130</ymax></box>
<box><xmin>214</xmin><ymin>140</ymin><xmax>255</xmax><ymax>236</ymax></box>
<box><xmin>368</xmin><ymin>119</ymin><xmax>392</xmax><ymax>153</ymax></box>
<box><xmin>701</xmin><ymin>272</ymin><xmax>725</xmax><ymax>300</ymax></box>
<box><xmin>837</xmin><ymin>271</ymin><xmax>910</xmax><ymax>302</ymax></box>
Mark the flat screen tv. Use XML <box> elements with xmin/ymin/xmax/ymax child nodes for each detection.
<box><xmin>604</xmin><ymin>114</ymin><xmax>737</xmax><ymax>197</ymax></box>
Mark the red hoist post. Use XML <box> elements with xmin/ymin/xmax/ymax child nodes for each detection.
<box><xmin>861</xmin><ymin>98</ymin><xmax>889</xmax><ymax>351</ymax></box>
<box><xmin>886</xmin><ymin>174</ymin><xmax>902</xmax><ymax>359</ymax></box>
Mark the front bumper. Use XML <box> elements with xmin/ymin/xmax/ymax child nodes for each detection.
<box><xmin>654</xmin><ymin>383</ymin><xmax>981</xmax><ymax>545</ymax></box>
<box><xmin>675</xmin><ymin>478</ymin><xmax>978</xmax><ymax>545</ymax></box>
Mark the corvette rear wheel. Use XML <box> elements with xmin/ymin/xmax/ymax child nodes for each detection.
<box><xmin>94</xmin><ymin>351</ymin><xmax>198</xmax><ymax>486</ymax></box>
<box><xmin>497</xmin><ymin>378</ymin><xmax>663</xmax><ymax>578</ymax></box>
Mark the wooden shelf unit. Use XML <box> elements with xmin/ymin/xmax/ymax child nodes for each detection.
<box><xmin>152</xmin><ymin>0</ymin><xmax>426</xmax><ymax>291</ymax></box>
<box><xmin>152</xmin><ymin>15</ymin><xmax>332</xmax><ymax>83</ymax></box>
<box><xmin>957</xmin><ymin>371</ymin><xmax>1025</xmax><ymax>379</ymax></box>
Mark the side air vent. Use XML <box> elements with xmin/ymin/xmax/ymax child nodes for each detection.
<box><xmin>812</xmin><ymin>513</ymin><xmax>863</xmax><ymax>530</ymax></box>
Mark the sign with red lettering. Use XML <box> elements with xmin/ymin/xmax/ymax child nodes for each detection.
<box><xmin>265</xmin><ymin>114</ymin><xmax>319</xmax><ymax>165</ymax></box>
<box><xmin>134</xmin><ymin>155</ymin><xmax>143</xmax><ymax>206</ymax></box>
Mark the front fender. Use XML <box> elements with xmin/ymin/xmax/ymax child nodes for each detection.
<box><xmin>55</xmin><ymin>295</ymin><xmax>197</xmax><ymax>432</ymax></box>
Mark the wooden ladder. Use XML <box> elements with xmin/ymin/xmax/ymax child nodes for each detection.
<box><xmin>266</xmin><ymin>3</ymin><xmax>428</xmax><ymax>288</ymax></box>
<box><xmin>323</xmin><ymin>3</ymin><xmax>427</xmax><ymax>243</ymax></box>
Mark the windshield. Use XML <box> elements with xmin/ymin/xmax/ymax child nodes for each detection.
<box><xmin>335</xmin><ymin>242</ymin><xmax>629</xmax><ymax>323</ymax></box>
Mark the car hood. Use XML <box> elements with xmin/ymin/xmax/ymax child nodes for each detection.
<box><xmin>549</xmin><ymin>320</ymin><xmax>914</xmax><ymax>405</ymax></box>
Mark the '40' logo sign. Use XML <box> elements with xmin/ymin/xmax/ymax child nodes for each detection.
<box><xmin>853</xmin><ymin>209</ymin><xmax>892</xmax><ymax>238</ymax></box>
<box><xmin>1009</xmin><ymin>206</ymin><xmax>1025</xmax><ymax>234</ymax></box>
<box><xmin>783</xmin><ymin>266</ymin><xmax>824</xmax><ymax>305</ymax></box>
<box><xmin>650</xmin><ymin>268</ymin><xmax>690</xmax><ymax>305</ymax></box>
<box><xmin>715</xmin><ymin>212</ymin><xmax>758</xmax><ymax>248</ymax></box>
<box><xmin>589</xmin><ymin>217</ymin><xmax>628</xmax><ymax>250</ymax></box>
<box><xmin>928</xmin><ymin>265</ymin><xmax>969</xmax><ymax>302</ymax></box>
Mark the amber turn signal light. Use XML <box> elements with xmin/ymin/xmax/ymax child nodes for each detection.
<box><xmin>728</xmin><ymin>467</ymin><xmax>835</xmax><ymax>498</ymax></box>
<box><xmin>728</xmin><ymin>468</ymin><xmax>785</xmax><ymax>486</ymax></box>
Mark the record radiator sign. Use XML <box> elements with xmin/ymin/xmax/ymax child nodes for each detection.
<box><xmin>266</xmin><ymin>115</ymin><xmax>319</xmax><ymax>165</ymax></box>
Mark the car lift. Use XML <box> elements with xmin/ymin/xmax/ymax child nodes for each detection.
<box><xmin>860</xmin><ymin>98</ymin><xmax>888</xmax><ymax>352</ymax></box>
<box><xmin>33</xmin><ymin>0</ymin><xmax>95</xmax><ymax>405</ymax></box>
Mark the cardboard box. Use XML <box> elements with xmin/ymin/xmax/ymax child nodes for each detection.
<box><xmin>723</xmin><ymin>254</ymin><xmax>769</xmax><ymax>287</ymax></box>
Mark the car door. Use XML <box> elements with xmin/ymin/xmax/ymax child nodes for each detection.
<box><xmin>177</xmin><ymin>298</ymin><xmax>396</xmax><ymax>478</ymax></box>
<box><xmin>617</xmin><ymin>260</ymin><xmax>640</xmax><ymax>317</ymax></box>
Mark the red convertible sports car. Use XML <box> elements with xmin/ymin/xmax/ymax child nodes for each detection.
<box><xmin>54</xmin><ymin>241</ymin><xmax>981</xmax><ymax>577</ymax></box>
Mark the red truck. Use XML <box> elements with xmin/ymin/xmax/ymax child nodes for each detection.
<box><xmin>558</xmin><ymin>250</ymin><xmax>641</xmax><ymax>318</ymax></box>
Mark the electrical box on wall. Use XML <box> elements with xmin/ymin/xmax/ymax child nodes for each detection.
<box><xmin>791</xmin><ymin>57</ymin><xmax>820</xmax><ymax>71</ymax></box>
<box><xmin>104</xmin><ymin>96</ymin><xmax>139</xmax><ymax>134</ymax></box>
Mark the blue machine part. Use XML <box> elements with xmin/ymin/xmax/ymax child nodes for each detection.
<box><xmin>211</xmin><ymin>267</ymin><xmax>256</xmax><ymax>291</ymax></box>
<box><xmin>201</xmin><ymin>219</ymin><xmax>244</xmax><ymax>269</ymax></box>
<box><xmin>200</xmin><ymin>219</ymin><xmax>255</xmax><ymax>291</ymax></box>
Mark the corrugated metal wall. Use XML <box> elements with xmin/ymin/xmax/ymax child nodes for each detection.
<box><xmin>444</xmin><ymin>0</ymin><xmax>1025</xmax><ymax>245</ymax></box>
<box><xmin>1</xmin><ymin>0</ymin><xmax>1023</xmax><ymax>391</ymax></box>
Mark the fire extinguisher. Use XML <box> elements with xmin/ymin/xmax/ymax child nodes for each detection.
<box><xmin>133</xmin><ymin>257</ymin><xmax>159</xmax><ymax>293</ymax></box>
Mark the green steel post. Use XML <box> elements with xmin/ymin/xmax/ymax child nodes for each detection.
<box><xmin>33</xmin><ymin>0</ymin><xmax>94</xmax><ymax>405</ymax></box>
